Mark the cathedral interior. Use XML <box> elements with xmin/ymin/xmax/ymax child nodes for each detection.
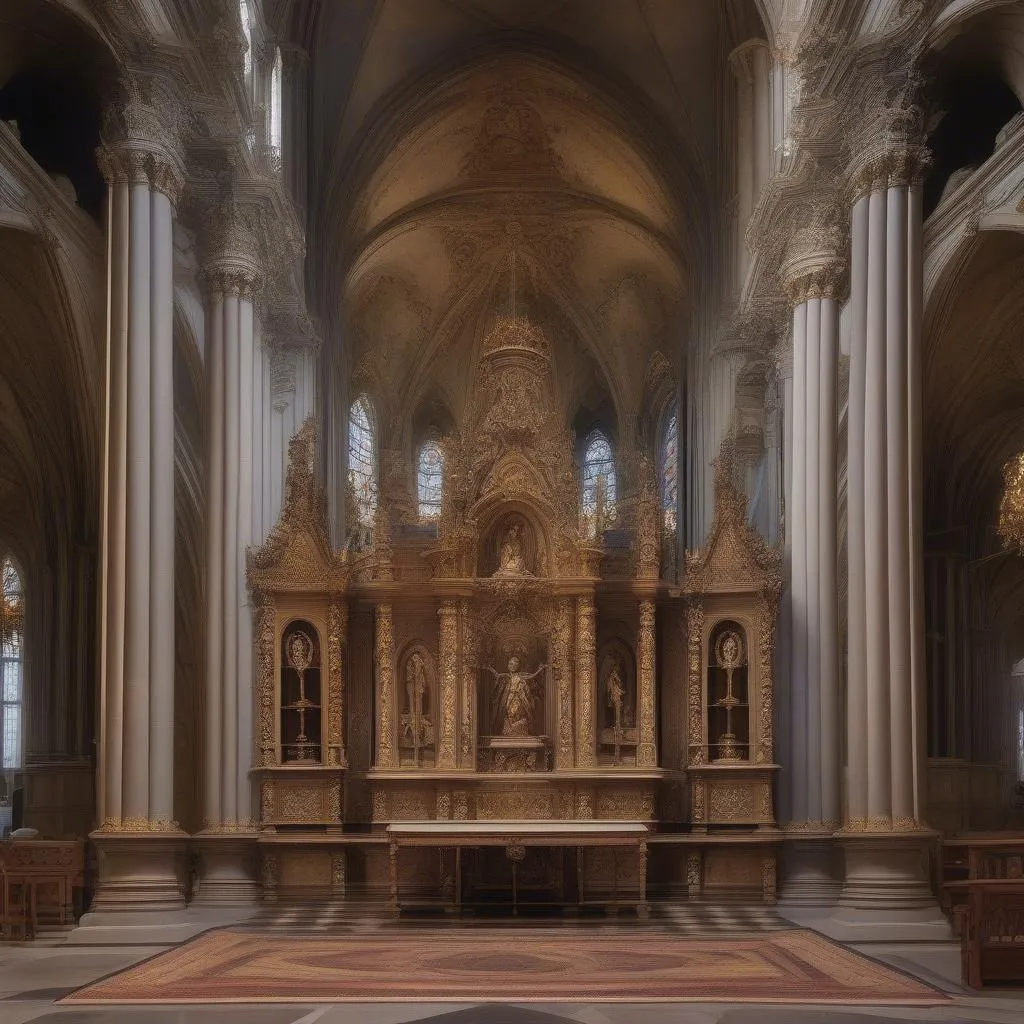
<box><xmin>1</xmin><ymin>0</ymin><xmax>1024</xmax><ymax>1015</ymax></box>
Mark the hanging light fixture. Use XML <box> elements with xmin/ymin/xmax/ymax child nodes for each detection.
<box><xmin>998</xmin><ymin>450</ymin><xmax>1024</xmax><ymax>552</ymax></box>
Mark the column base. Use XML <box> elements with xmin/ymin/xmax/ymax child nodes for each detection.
<box><xmin>816</xmin><ymin>830</ymin><xmax>951</xmax><ymax>942</ymax></box>
<box><xmin>191</xmin><ymin>831</ymin><xmax>261</xmax><ymax>911</ymax></box>
<box><xmin>72</xmin><ymin>829</ymin><xmax>198</xmax><ymax>944</ymax></box>
<box><xmin>778</xmin><ymin>833</ymin><xmax>842</xmax><ymax>912</ymax></box>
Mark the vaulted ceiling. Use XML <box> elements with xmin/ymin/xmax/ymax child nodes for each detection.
<box><xmin>279</xmin><ymin>0</ymin><xmax>768</xmax><ymax>441</ymax></box>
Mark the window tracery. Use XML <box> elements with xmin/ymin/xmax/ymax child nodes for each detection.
<box><xmin>660</xmin><ymin>403</ymin><xmax>678</xmax><ymax>532</ymax></box>
<box><xmin>417</xmin><ymin>441</ymin><xmax>444</xmax><ymax>520</ymax></box>
<box><xmin>581</xmin><ymin>429</ymin><xmax>616</xmax><ymax>533</ymax></box>
<box><xmin>348</xmin><ymin>395</ymin><xmax>378</xmax><ymax>525</ymax></box>
<box><xmin>1</xmin><ymin>557</ymin><xmax>23</xmax><ymax>770</ymax></box>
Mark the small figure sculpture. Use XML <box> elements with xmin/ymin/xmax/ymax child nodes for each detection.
<box><xmin>401</xmin><ymin>652</ymin><xmax>433</xmax><ymax>762</ymax></box>
<box><xmin>606</xmin><ymin>656</ymin><xmax>625</xmax><ymax>733</ymax></box>
<box><xmin>485</xmin><ymin>654</ymin><xmax>547</xmax><ymax>736</ymax></box>
<box><xmin>496</xmin><ymin>522</ymin><xmax>529</xmax><ymax>576</ymax></box>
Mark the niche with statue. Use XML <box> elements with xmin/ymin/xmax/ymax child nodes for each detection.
<box><xmin>398</xmin><ymin>645</ymin><xmax>436</xmax><ymax>767</ymax></box>
<box><xmin>598</xmin><ymin>640</ymin><xmax>637</xmax><ymax>765</ymax></box>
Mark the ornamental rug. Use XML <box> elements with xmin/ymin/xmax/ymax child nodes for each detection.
<box><xmin>62</xmin><ymin>927</ymin><xmax>946</xmax><ymax>1005</ymax></box>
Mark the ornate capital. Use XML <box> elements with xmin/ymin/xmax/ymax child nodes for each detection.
<box><xmin>780</xmin><ymin>199</ymin><xmax>848</xmax><ymax>305</ymax></box>
<box><xmin>200</xmin><ymin>200</ymin><xmax>266</xmax><ymax>297</ymax></box>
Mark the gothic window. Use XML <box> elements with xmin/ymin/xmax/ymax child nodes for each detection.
<box><xmin>1</xmin><ymin>557</ymin><xmax>24</xmax><ymax>770</ymax></box>
<box><xmin>240</xmin><ymin>1</ymin><xmax>253</xmax><ymax>78</ymax></box>
<box><xmin>582</xmin><ymin>429</ymin><xmax>617</xmax><ymax>528</ymax></box>
<box><xmin>660</xmin><ymin>403</ymin><xmax>678</xmax><ymax>532</ymax></box>
<box><xmin>417</xmin><ymin>441</ymin><xmax>444</xmax><ymax>520</ymax></box>
<box><xmin>269</xmin><ymin>47</ymin><xmax>283</xmax><ymax>155</ymax></box>
<box><xmin>348</xmin><ymin>395</ymin><xmax>377</xmax><ymax>525</ymax></box>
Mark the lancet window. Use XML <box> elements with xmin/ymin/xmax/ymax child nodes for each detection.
<box><xmin>348</xmin><ymin>395</ymin><xmax>377</xmax><ymax>525</ymax></box>
<box><xmin>1</xmin><ymin>557</ymin><xmax>23</xmax><ymax>770</ymax></box>
<box><xmin>581</xmin><ymin>429</ymin><xmax>616</xmax><ymax>531</ymax></box>
<box><xmin>417</xmin><ymin>441</ymin><xmax>444</xmax><ymax>520</ymax></box>
<box><xmin>240</xmin><ymin>0</ymin><xmax>253</xmax><ymax>78</ymax></box>
<box><xmin>660</xmin><ymin>403</ymin><xmax>678</xmax><ymax>532</ymax></box>
<box><xmin>269</xmin><ymin>47</ymin><xmax>283</xmax><ymax>156</ymax></box>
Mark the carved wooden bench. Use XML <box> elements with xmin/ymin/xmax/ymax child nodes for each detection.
<box><xmin>959</xmin><ymin>879</ymin><xmax>1024</xmax><ymax>988</ymax></box>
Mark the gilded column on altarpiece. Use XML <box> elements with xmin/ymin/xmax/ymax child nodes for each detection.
<box><xmin>437</xmin><ymin>599</ymin><xmax>459</xmax><ymax>768</ymax></box>
<box><xmin>575</xmin><ymin>595</ymin><xmax>597</xmax><ymax>767</ymax></box>
<box><xmin>553</xmin><ymin>598</ymin><xmax>574</xmax><ymax>769</ymax></box>
<box><xmin>458</xmin><ymin>599</ymin><xmax>478</xmax><ymax>768</ymax></box>
<box><xmin>327</xmin><ymin>597</ymin><xmax>349</xmax><ymax>768</ymax></box>
<box><xmin>375</xmin><ymin>603</ymin><xmax>397</xmax><ymax>767</ymax></box>
<box><xmin>637</xmin><ymin>599</ymin><xmax>657</xmax><ymax>767</ymax></box>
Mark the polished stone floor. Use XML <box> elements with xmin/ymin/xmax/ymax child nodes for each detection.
<box><xmin>0</xmin><ymin>928</ymin><xmax>1021</xmax><ymax>1024</ymax></box>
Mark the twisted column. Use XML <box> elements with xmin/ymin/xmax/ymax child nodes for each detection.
<box><xmin>637</xmin><ymin>600</ymin><xmax>657</xmax><ymax>768</ymax></box>
<box><xmin>437</xmin><ymin>600</ymin><xmax>458</xmax><ymax>769</ymax></box>
<box><xmin>575</xmin><ymin>595</ymin><xmax>597</xmax><ymax>768</ymax></box>
<box><xmin>375</xmin><ymin>603</ymin><xmax>397</xmax><ymax>767</ymax></box>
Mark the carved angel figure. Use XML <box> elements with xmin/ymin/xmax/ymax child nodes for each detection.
<box><xmin>485</xmin><ymin>654</ymin><xmax>546</xmax><ymax>736</ymax></box>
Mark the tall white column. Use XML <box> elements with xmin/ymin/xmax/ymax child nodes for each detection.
<box><xmin>780</xmin><ymin>242</ymin><xmax>844</xmax><ymax>906</ymax></box>
<box><xmin>832</xmin><ymin>144</ymin><xmax>948</xmax><ymax>940</ymax></box>
<box><xmin>194</xmin><ymin>230</ymin><xmax>262</xmax><ymax>905</ymax></box>
<box><xmin>88</xmin><ymin>125</ymin><xmax>189</xmax><ymax>929</ymax></box>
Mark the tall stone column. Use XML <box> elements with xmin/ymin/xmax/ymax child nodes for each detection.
<box><xmin>575</xmin><ymin>595</ymin><xmax>597</xmax><ymax>768</ymax></box>
<box><xmin>87</xmin><ymin>112</ymin><xmax>189</xmax><ymax>935</ymax></box>
<box><xmin>375</xmin><ymin>603</ymin><xmax>397</xmax><ymax>768</ymax></box>
<box><xmin>327</xmin><ymin>598</ymin><xmax>348</xmax><ymax>769</ymax></box>
<box><xmin>779</xmin><ymin>231</ymin><xmax>844</xmax><ymax>907</ymax></box>
<box><xmin>192</xmin><ymin>219</ymin><xmax>262</xmax><ymax>910</ymax></box>
<box><xmin>553</xmin><ymin>598</ymin><xmax>574</xmax><ymax>771</ymax></box>
<box><xmin>636</xmin><ymin>599</ymin><xmax>657</xmax><ymax>768</ymax></box>
<box><xmin>437</xmin><ymin>600</ymin><xmax>458</xmax><ymax>769</ymax></box>
<box><xmin>831</xmin><ymin>135</ymin><xmax>947</xmax><ymax>940</ymax></box>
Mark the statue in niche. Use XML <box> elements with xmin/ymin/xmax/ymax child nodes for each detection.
<box><xmin>495</xmin><ymin>522</ymin><xmax>530</xmax><ymax>576</ymax></box>
<box><xmin>485</xmin><ymin>654</ymin><xmax>547</xmax><ymax>736</ymax></box>
<box><xmin>401</xmin><ymin>652</ymin><xmax>433</xmax><ymax>763</ymax></box>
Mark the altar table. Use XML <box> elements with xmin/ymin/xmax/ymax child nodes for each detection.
<box><xmin>385</xmin><ymin>820</ymin><xmax>649</xmax><ymax>917</ymax></box>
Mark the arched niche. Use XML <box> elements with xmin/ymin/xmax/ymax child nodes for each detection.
<box><xmin>598</xmin><ymin>636</ymin><xmax>637</xmax><ymax>766</ymax></box>
<box><xmin>397</xmin><ymin>641</ymin><xmax>437</xmax><ymax>767</ymax></box>
<box><xmin>480</xmin><ymin>507</ymin><xmax>548</xmax><ymax>579</ymax></box>
<box><xmin>706</xmin><ymin>619</ymin><xmax>750</xmax><ymax>764</ymax></box>
<box><xmin>280</xmin><ymin>619</ymin><xmax>323</xmax><ymax>764</ymax></box>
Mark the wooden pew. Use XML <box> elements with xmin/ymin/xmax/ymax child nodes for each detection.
<box><xmin>939</xmin><ymin>834</ymin><xmax>1024</xmax><ymax>934</ymax></box>
<box><xmin>959</xmin><ymin>879</ymin><xmax>1024</xmax><ymax>988</ymax></box>
<box><xmin>0</xmin><ymin>840</ymin><xmax>85</xmax><ymax>939</ymax></box>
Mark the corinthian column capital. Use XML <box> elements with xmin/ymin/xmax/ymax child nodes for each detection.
<box><xmin>200</xmin><ymin>200</ymin><xmax>266</xmax><ymax>298</ymax></box>
<box><xmin>781</xmin><ymin>213</ymin><xmax>848</xmax><ymax>306</ymax></box>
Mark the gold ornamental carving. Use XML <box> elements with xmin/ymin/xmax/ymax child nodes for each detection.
<box><xmin>637</xmin><ymin>599</ymin><xmax>657</xmax><ymax>767</ymax></box>
<box><xmin>255</xmin><ymin>592</ymin><xmax>276</xmax><ymax>767</ymax></box>
<box><xmin>686</xmin><ymin>601</ymin><xmax>705</xmax><ymax>766</ymax></box>
<box><xmin>575</xmin><ymin>596</ymin><xmax>597</xmax><ymax>767</ymax></box>
<box><xmin>437</xmin><ymin>600</ymin><xmax>459</xmax><ymax>768</ymax></box>
<box><xmin>375</xmin><ymin>603</ymin><xmax>397</xmax><ymax>767</ymax></box>
<box><xmin>459</xmin><ymin>601</ymin><xmax>479</xmax><ymax>766</ymax></box>
<box><xmin>327</xmin><ymin>598</ymin><xmax>348</xmax><ymax>768</ymax></box>
<box><xmin>554</xmin><ymin>598</ymin><xmax>574</xmax><ymax>767</ymax></box>
<box><xmin>708</xmin><ymin>783</ymin><xmax>757</xmax><ymax>822</ymax></box>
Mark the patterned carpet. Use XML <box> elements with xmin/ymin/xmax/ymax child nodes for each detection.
<box><xmin>63</xmin><ymin>927</ymin><xmax>946</xmax><ymax>1005</ymax></box>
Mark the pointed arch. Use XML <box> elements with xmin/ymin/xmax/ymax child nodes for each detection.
<box><xmin>348</xmin><ymin>394</ymin><xmax>378</xmax><ymax>525</ymax></box>
<box><xmin>581</xmin><ymin>428</ymin><xmax>617</xmax><ymax>527</ymax></box>
<box><xmin>1</xmin><ymin>555</ymin><xmax>24</xmax><ymax>769</ymax></box>
<box><xmin>417</xmin><ymin>440</ymin><xmax>445</xmax><ymax>520</ymax></box>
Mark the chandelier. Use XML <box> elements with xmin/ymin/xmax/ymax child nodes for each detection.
<box><xmin>998</xmin><ymin>451</ymin><xmax>1024</xmax><ymax>552</ymax></box>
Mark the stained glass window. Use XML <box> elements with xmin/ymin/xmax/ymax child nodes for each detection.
<box><xmin>240</xmin><ymin>1</ymin><xmax>253</xmax><ymax>77</ymax></box>
<box><xmin>269</xmin><ymin>47</ymin><xmax>283</xmax><ymax>155</ymax></box>
<box><xmin>1</xmin><ymin>557</ymin><xmax>23</xmax><ymax>770</ymax></box>
<box><xmin>582</xmin><ymin>430</ymin><xmax>617</xmax><ymax>528</ymax></box>
<box><xmin>417</xmin><ymin>441</ymin><xmax>444</xmax><ymax>520</ymax></box>
<box><xmin>348</xmin><ymin>395</ymin><xmax>377</xmax><ymax>526</ymax></box>
<box><xmin>661</xmin><ymin>404</ymin><xmax>678</xmax><ymax>532</ymax></box>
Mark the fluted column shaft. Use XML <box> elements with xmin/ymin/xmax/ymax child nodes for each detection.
<box><xmin>97</xmin><ymin>145</ymin><xmax>182</xmax><ymax>830</ymax></box>
<box><xmin>202</xmin><ymin>265</ymin><xmax>259</xmax><ymax>829</ymax></box>
<box><xmin>575</xmin><ymin>595</ymin><xmax>597</xmax><ymax>768</ymax></box>
<box><xmin>844</xmin><ymin>154</ymin><xmax>925</xmax><ymax>832</ymax></box>
<box><xmin>782</xmin><ymin>265</ymin><xmax>842</xmax><ymax>831</ymax></box>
